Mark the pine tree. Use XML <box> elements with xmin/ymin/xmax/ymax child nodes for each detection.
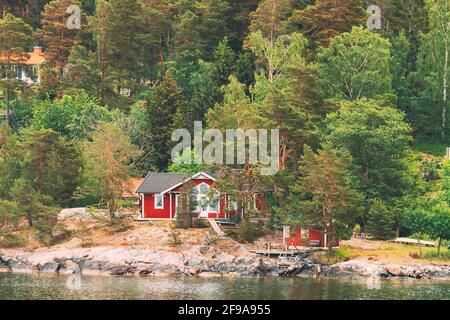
<box><xmin>249</xmin><ymin>0</ymin><xmax>294</xmax><ymax>42</ymax></box>
<box><xmin>147</xmin><ymin>71</ymin><xmax>185</xmax><ymax>171</ymax></box>
<box><xmin>296</xmin><ymin>144</ymin><xmax>362</xmax><ymax>257</ymax></box>
<box><xmin>0</xmin><ymin>13</ymin><xmax>33</xmax><ymax>126</ymax></box>
<box><xmin>415</xmin><ymin>0</ymin><xmax>450</xmax><ymax>140</ymax></box>
<box><xmin>289</xmin><ymin>0</ymin><xmax>366</xmax><ymax>49</ymax></box>
<box><xmin>385</xmin><ymin>0</ymin><xmax>428</xmax><ymax>73</ymax></box>
<box><xmin>40</xmin><ymin>0</ymin><xmax>83</xmax><ymax>77</ymax></box>
<box><xmin>366</xmin><ymin>199</ymin><xmax>396</xmax><ymax>240</ymax></box>
<box><xmin>22</xmin><ymin>129</ymin><xmax>83</xmax><ymax>206</ymax></box>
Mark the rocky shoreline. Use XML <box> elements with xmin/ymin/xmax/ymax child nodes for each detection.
<box><xmin>1</xmin><ymin>246</ymin><xmax>449</xmax><ymax>280</ymax></box>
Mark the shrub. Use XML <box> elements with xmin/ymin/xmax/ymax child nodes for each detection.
<box><xmin>366</xmin><ymin>199</ymin><xmax>396</xmax><ymax>240</ymax></box>
<box><xmin>0</xmin><ymin>233</ymin><xmax>26</xmax><ymax>248</ymax></box>
<box><xmin>168</xmin><ymin>225</ymin><xmax>182</xmax><ymax>246</ymax></box>
<box><xmin>34</xmin><ymin>206</ymin><xmax>70</xmax><ymax>246</ymax></box>
<box><xmin>79</xmin><ymin>220</ymin><xmax>93</xmax><ymax>248</ymax></box>
<box><xmin>109</xmin><ymin>217</ymin><xmax>133</xmax><ymax>233</ymax></box>
<box><xmin>226</xmin><ymin>219</ymin><xmax>265</xmax><ymax>243</ymax></box>
<box><xmin>192</xmin><ymin>218</ymin><xmax>209</xmax><ymax>229</ymax></box>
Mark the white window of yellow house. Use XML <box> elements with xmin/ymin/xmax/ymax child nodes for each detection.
<box><xmin>155</xmin><ymin>194</ymin><xmax>164</xmax><ymax>209</ymax></box>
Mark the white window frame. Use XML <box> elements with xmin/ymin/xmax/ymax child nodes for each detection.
<box><xmin>209</xmin><ymin>191</ymin><xmax>220</xmax><ymax>213</ymax></box>
<box><xmin>154</xmin><ymin>194</ymin><xmax>164</xmax><ymax>209</ymax></box>
<box><xmin>301</xmin><ymin>228</ymin><xmax>310</xmax><ymax>239</ymax></box>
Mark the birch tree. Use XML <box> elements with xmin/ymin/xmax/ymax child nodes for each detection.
<box><xmin>416</xmin><ymin>0</ymin><xmax>450</xmax><ymax>140</ymax></box>
<box><xmin>317</xmin><ymin>26</ymin><xmax>393</xmax><ymax>101</ymax></box>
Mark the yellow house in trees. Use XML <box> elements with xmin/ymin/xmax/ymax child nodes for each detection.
<box><xmin>0</xmin><ymin>46</ymin><xmax>46</xmax><ymax>84</ymax></box>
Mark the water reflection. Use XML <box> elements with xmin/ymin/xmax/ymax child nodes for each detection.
<box><xmin>0</xmin><ymin>273</ymin><xmax>448</xmax><ymax>300</ymax></box>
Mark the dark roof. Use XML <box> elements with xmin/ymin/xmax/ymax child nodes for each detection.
<box><xmin>134</xmin><ymin>171</ymin><xmax>273</xmax><ymax>194</ymax></box>
<box><xmin>135</xmin><ymin>172</ymin><xmax>191</xmax><ymax>194</ymax></box>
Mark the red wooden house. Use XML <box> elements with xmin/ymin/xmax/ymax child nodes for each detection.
<box><xmin>135</xmin><ymin>171</ymin><xmax>339</xmax><ymax>248</ymax></box>
<box><xmin>135</xmin><ymin>171</ymin><xmax>267</xmax><ymax>220</ymax></box>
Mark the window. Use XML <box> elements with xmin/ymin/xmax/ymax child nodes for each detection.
<box><xmin>301</xmin><ymin>228</ymin><xmax>310</xmax><ymax>239</ymax></box>
<box><xmin>230</xmin><ymin>200</ymin><xmax>238</xmax><ymax>211</ymax></box>
<box><xmin>210</xmin><ymin>198</ymin><xmax>219</xmax><ymax>212</ymax></box>
<box><xmin>155</xmin><ymin>194</ymin><xmax>164</xmax><ymax>209</ymax></box>
<box><xmin>198</xmin><ymin>183</ymin><xmax>209</xmax><ymax>194</ymax></box>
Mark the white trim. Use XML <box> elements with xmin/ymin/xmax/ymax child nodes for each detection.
<box><xmin>136</xmin><ymin>218</ymin><xmax>176</xmax><ymax>222</ymax></box>
<box><xmin>154</xmin><ymin>194</ymin><xmax>164</xmax><ymax>209</ymax></box>
<box><xmin>170</xmin><ymin>193</ymin><xmax>173</xmax><ymax>219</ymax></box>
<box><xmin>160</xmin><ymin>171</ymin><xmax>217</xmax><ymax>195</ymax></box>
<box><xmin>192</xmin><ymin>172</ymin><xmax>216</xmax><ymax>181</ymax></box>
<box><xmin>174</xmin><ymin>194</ymin><xmax>179</xmax><ymax>220</ymax></box>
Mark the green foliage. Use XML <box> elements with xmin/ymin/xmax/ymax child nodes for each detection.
<box><xmin>0</xmin><ymin>125</ymin><xmax>24</xmax><ymax>198</ymax></box>
<box><xmin>0</xmin><ymin>200</ymin><xmax>21</xmax><ymax>231</ymax></box>
<box><xmin>325</xmin><ymin>99</ymin><xmax>413</xmax><ymax>202</ymax></box>
<box><xmin>175</xmin><ymin>180</ymin><xmax>199</xmax><ymax>229</ymax></box>
<box><xmin>289</xmin><ymin>0</ymin><xmax>366</xmax><ymax>49</ymax></box>
<box><xmin>295</xmin><ymin>144</ymin><xmax>362</xmax><ymax>254</ymax></box>
<box><xmin>168</xmin><ymin>148</ymin><xmax>206</xmax><ymax>174</ymax></box>
<box><xmin>226</xmin><ymin>219</ymin><xmax>265</xmax><ymax>243</ymax></box>
<box><xmin>34</xmin><ymin>206</ymin><xmax>67</xmax><ymax>246</ymax></box>
<box><xmin>11</xmin><ymin>178</ymin><xmax>53</xmax><ymax>227</ymax></box>
<box><xmin>414</xmin><ymin>138</ymin><xmax>449</xmax><ymax>157</ymax></box>
<box><xmin>366</xmin><ymin>199</ymin><xmax>396</xmax><ymax>240</ymax></box>
<box><xmin>22</xmin><ymin>129</ymin><xmax>83</xmax><ymax>206</ymax></box>
<box><xmin>0</xmin><ymin>233</ymin><xmax>26</xmax><ymax>248</ymax></box>
<box><xmin>147</xmin><ymin>71</ymin><xmax>185</xmax><ymax>171</ymax></box>
<box><xmin>81</xmin><ymin>122</ymin><xmax>140</xmax><ymax>220</ymax></box>
<box><xmin>429</xmin><ymin>203</ymin><xmax>450</xmax><ymax>254</ymax></box>
<box><xmin>32</xmin><ymin>94</ymin><xmax>110</xmax><ymax>140</ymax></box>
<box><xmin>414</xmin><ymin>0</ymin><xmax>450</xmax><ymax>140</ymax></box>
<box><xmin>318</xmin><ymin>26</ymin><xmax>393</xmax><ymax>101</ymax></box>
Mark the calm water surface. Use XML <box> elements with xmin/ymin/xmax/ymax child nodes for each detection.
<box><xmin>0</xmin><ymin>273</ymin><xmax>449</xmax><ymax>300</ymax></box>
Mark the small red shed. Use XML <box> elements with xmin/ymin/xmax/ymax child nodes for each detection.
<box><xmin>283</xmin><ymin>226</ymin><xmax>340</xmax><ymax>249</ymax></box>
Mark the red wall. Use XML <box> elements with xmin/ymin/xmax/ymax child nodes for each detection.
<box><xmin>143</xmin><ymin>194</ymin><xmax>175</xmax><ymax>219</ymax></box>
<box><xmin>285</xmin><ymin>228</ymin><xmax>340</xmax><ymax>248</ymax></box>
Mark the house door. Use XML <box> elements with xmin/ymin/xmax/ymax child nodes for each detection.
<box><xmin>198</xmin><ymin>195</ymin><xmax>209</xmax><ymax>218</ymax></box>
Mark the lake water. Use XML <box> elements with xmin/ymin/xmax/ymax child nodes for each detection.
<box><xmin>0</xmin><ymin>273</ymin><xmax>449</xmax><ymax>300</ymax></box>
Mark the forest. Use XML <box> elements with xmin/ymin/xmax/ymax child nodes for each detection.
<box><xmin>0</xmin><ymin>0</ymin><xmax>449</xmax><ymax>255</ymax></box>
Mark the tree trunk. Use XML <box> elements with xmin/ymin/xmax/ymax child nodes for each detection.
<box><xmin>108</xmin><ymin>199</ymin><xmax>116</xmax><ymax>221</ymax></box>
<box><xmin>6</xmin><ymin>86</ymin><xmax>10</xmax><ymax>127</ymax></box>
<box><xmin>418</xmin><ymin>236</ymin><xmax>422</xmax><ymax>257</ymax></box>
<box><xmin>437</xmin><ymin>238</ymin><xmax>442</xmax><ymax>257</ymax></box>
<box><xmin>442</xmin><ymin>42</ymin><xmax>448</xmax><ymax>140</ymax></box>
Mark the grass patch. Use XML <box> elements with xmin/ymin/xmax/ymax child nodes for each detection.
<box><xmin>0</xmin><ymin>233</ymin><xmax>26</xmax><ymax>248</ymax></box>
<box><xmin>422</xmin><ymin>250</ymin><xmax>450</xmax><ymax>261</ymax></box>
<box><xmin>312</xmin><ymin>248</ymin><xmax>351</xmax><ymax>264</ymax></box>
<box><xmin>413</xmin><ymin>137</ymin><xmax>449</xmax><ymax>156</ymax></box>
<box><xmin>342</xmin><ymin>241</ymin><xmax>450</xmax><ymax>264</ymax></box>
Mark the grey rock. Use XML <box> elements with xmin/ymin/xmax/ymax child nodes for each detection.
<box><xmin>8</xmin><ymin>259</ymin><xmax>34</xmax><ymax>273</ymax></box>
<box><xmin>38</xmin><ymin>262</ymin><xmax>60</xmax><ymax>273</ymax></box>
<box><xmin>59</xmin><ymin>260</ymin><xmax>80</xmax><ymax>274</ymax></box>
